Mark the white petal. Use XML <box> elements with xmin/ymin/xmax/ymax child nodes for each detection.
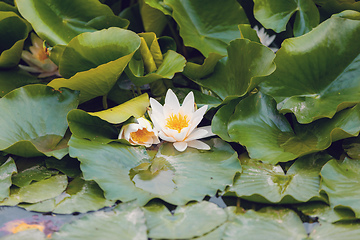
<box><xmin>150</xmin><ymin>98</ymin><xmax>163</xmax><ymax>114</ymax></box>
<box><xmin>159</xmin><ymin>131</ymin><xmax>176</xmax><ymax>142</ymax></box>
<box><xmin>186</xmin><ymin>140</ymin><xmax>211</xmax><ymax>150</ymax></box>
<box><xmin>173</xmin><ymin>141</ymin><xmax>188</xmax><ymax>152</ymax></box>
<box><xmin>164</xmin><ymin>89</ymin><xmax>180</xmax><ymax>111</ymax></box>
<box><xmin>181</xmin><ymin>91</ymin><xmax>195</xmax><ymax>113</ymax></box>
<box><xmin>196</xmin><ymin>126</ymin><xmax>216</xmax><ymax>138</ymax></box>
<box><xmin>172</xmin><ymin>126</ymin><xmax>191</xmax><ymax>141</ymax></box>
<box><xmin>185</xmin><ymin>127</ymin><xmax>211</xmax><ymax>142</ymax></box>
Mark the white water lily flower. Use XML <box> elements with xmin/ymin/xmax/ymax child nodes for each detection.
<box><xmin>253</xmin><ymin>25</ymin><xmax>278</xmax><ymax>52</ymax></box>
<box><xmin>119</xmin><ymin>117</ymin><xmax>160</xmax><ymax>147</ymax></box>
<box><xmin>149</xmin><ymin>89</ymin><xmax>215</xmax><ymax>152</ymax></box>
<box><xmin>19</xmin><ymin>33</ymin><xmax>60</xmax><ymax>78</ymax></box>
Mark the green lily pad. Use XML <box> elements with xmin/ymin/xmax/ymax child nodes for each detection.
<box><xmin>0</xmin><ymin>68</ymin><xmax>41</xmax><ymax>97</ymax></box>
<box><xmin>313</xmin><ymin>0</ymin><xmax>360</xmax><ymax>15</ymax></box>
<box><xmin>126</xmin><ymin>50</ymin><xmax>186</xmax><ymax>86</ymax></box>
<box><xmin>69</xmin><ymin>137</ymin><xmax>240</xmax><ymax>206</ymax></box>
<box><xmin>183</xmin><ymin>53</ymin><xmax>224</xmax><ymax>80</ymax></box>
<box><xmin>212</xmin><ymin>98</ymin><xmax>241</xmax><ymax>142</ymax></box>
<box><xmin>0</xmin><ymin>85</ymin><xmax>79</xmax><ymax>158</ymax></box>
<box><xmin>67</xmin><ymin>109</ymin><xmax>119</xmax><ymax>143</ymax></box>
<box><xmin>52</xmin><ymin>177</ymin><xmax>114</xmax><ymax>214</ymax></box>
<box><xmin>190</xmin><ymin>39</ymin><xmax>275</xmax><ymax>100</ymax></box>
<box><xmin>227</xmin><ymin>152</ymin><xmax>330</xmax><ymax>204</ymax></box>
<box><xmin>45</xmin><ymin>155</ymin><xmax>81</xmax><ymax>178</ymax></box>
<box><xmin>139</xmin><ymin>0</ymin><xmax>167</xmax><ymax>36</ymax></box>
<box><xmin>51</xmin><ymin>203</ymin><xmax>147</xmax><ymax>240</ymax></box>
<box><xmin>343</xmin><ymin>136</ymin><xmax>360</xmax><ymax>160</ymax></box>
<box><xmin>297</xmin><ymin>201</ymin><xmax>357</xmax><ymax>223</ymax></box>
<box><xmin>223</xmin><ymin>207</ymin><xmax>307</xmax><ymax>239</ymax></box>
<box><xmin>309</xmin><ymin>221</ymin><xmax>360</xmax><ymax>239</ymax></box>
<box><xmin>143</xmin><ymin>201</ymin><xmax>227</xmax><ymax>239</ymax></box>
<box><xmin>11</xmin><ymin>163</ymin><xmax>58</xmax><ymax>187</ymax></box>
<box><xmin>88</xmin><ymin>93</ymin><xmax>149</xmax><ymax>124</ymax></box>
<box><xmin>144</xmin><ymin>0</ymin><xmax>172</xmax><ymax>16</ymax></box>
<box><xmin>0</xmin><ymin>11</ymin><xmax>31</xmax><ymax>68</ymax></box>
<box><xmin>0</xmin><ymin>174</ymin><xmax>67</xmax><ymax>206</ymax></box>
<box><xmin>227</xmin><ymin>92</ymin><xmax>360</xmax><ymax>163</ymax></box>
<box><xmin>164</xmin><ymin>0</ymin><xmax>248</xmax><ymax>56</ymax></box>
<box><xmin>0</xmin><ymin>157</ymin><xmax>17</xmax><ymax>201</ymax></box>
<box><xmin>260</xmin><ymin>16</ymin><xmax>360</xmax><ymax>124</ymax></box>
<box><xmin>15</xmin><ymin>0</ymin><xmax>117</xmax><ymax>45</ymax></box>
<box><xmin>253</xmin><ymin>0</ymin><xmax>319</xmax><ymax>36</ymax></box>
<box><xmin>48</xmin><ymin>28</ymin><xmax>140</xmax><ymax>103</ymax></box>
<box><xmin>320</xmin><ymin>158</ymin><xmax>360</xmax><ymax>217</ymax></box>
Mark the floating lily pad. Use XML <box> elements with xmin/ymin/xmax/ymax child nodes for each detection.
<box><xmin>69</xmin><ymin>137</ymin><xmax>240</xmax><ymax>206</ymax></box>
<box><xmin>0</xmin><ymin>174</ymin><xmax>67</xmax><ymax>206</ymax></box>
<box><xmin>260</xmin><ymin>16</ymin><xmax>360</xmax><ymax>123</ymax></box>
<box><xmin>227</xmin><ymin>92</ymin><xmax>360</xmax><ymax>163</ymax></box>
<box><xmin>190</xmin><ymin>39</ymin><xmax>275</xmax><ymax>100</ymax></box>
<box><xmin>0</xmin><ymin>85</ymin><xmax>79</xmax><ymax>158</ymax></box>
<box><xmin>164</xmin><ymin>0</ymin><xmax>248</xmax><ymax>56</ymax></box>
<box><xmin>343</xmin><ymin>136</ymin><xmax>360</xmax><ymax>160</ymax></box>
<box><xmin>320</xmin><ymin>158</ymin><xmax>360</xmax><ymax>217</ymax></box>
<box><xmin>48</xmin><ymin>28</ymin><xmax>140</xmax><ymax>103</ymax></box>
<box><xmin>51</xmin><ymin>203</ymin><xmax>147</xmax><ymax>240</ymax></box>
<box><xmin>296</xmin><ymin>201</ymin><xmax>357</xmax><ymax>223</ymax></box>
<box><xmin>0</xmin><ymin>68</ymin><xmax>41</xmax><ymax>97</ymax></box>
<box><xmin>143</xmin><ymin>201</ymin><xmax>227</xmax><ymax>239</ymax></box>
<box><xmin>0</xmin><ymin>157</ymin><xmax>17</xmax><ymax>201</ymax></box>
<box><xmin>11</xmin><ymin>163</ymin><xmax>58</xmax><ymax>188</ymax></box>
<box><xmin>253</xmin><ymin>0</ymin><xmax>319</xmax><ymax>36</ymax></box>
<box><xmin>308</xmin><ymin>221</ymin><xmax>360</xmax><ymax>239</ymax></box>
<box><xmin>223</xmin><ymin>207</ymin><xmax>307</xmax><ymax>239</ymax></box>
<box><xmin>227</xmin><ymin>152</ymin><xmax>330</xmax><ymax>204</ymax></box>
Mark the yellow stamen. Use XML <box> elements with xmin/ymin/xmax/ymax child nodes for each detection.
<box><xmin>130</xmin><ymin>128</ymin><xmax>153</xmax><ymax>143</ymax></box>
<box><xmin>36</xmin><ymin>49</ymin><xmax>49</xmax><ymax>62</ymax></box>
<box><xmin>166</xmin><ymin>113</ymin><xmax>189</xmax><ymax>133</ymax></box>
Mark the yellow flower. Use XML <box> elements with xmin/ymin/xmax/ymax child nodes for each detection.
<box><xmin>119</xmin><ymin>117</ymin><xmax>160</xmax><ymax>147</ymax></box>
<box><xmin>19</xmin><ymin>33</ymin><xmax>60</xmax><ymax>78</ymax></box>
<box><xmin>149</xmin><ymin>89</ymin><xmax>215</xmax><ymax>152</ymax></box>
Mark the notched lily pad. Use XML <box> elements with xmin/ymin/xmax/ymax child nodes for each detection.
<box><xmin>69</xmin><ymin>137</ymin><xmax>240</xmax><ymax>206</ymax></box>
<box><xmin>226</xmin><ymin>152</ymin><xmax>330</xmax><ymax>204</ymax></box>
<box><xmin>0</xmin><ymin>85</ymin><xmax>79</xmax><ymax>158</ymax></box>
<box><xmin>320</xmin><ymin>158</ymin><xmax>360</xmax><ymax>217</ymax></box>
<box><xmin>0</xmin><ymin>157</ymin><xmax>17</xmax><ymax>201</ymax></box>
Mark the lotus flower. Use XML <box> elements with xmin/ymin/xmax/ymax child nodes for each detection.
<box><xmin>119</xmin><ymin>117</ymin><xmax>160</xmax><ymax>147</ymax></box>
<box><xmin>19</xmin><ymin>33</ymin><xmax>60</xmax><ymax>78</ymax></box>
<box><xmin>149</xmin><ymin>89</ymin><xmax>215</xmax><ymax>152</ymax></box>
<box><xmin>253</xmin><ymin>25</ymin><xmax>278</xmax><ymax>52</ymax></box>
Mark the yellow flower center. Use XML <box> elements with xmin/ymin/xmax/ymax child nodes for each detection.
<box><xmin>130</xmin><ymin>128</ymin><xmax>153</xmax><ymax>143</ymax></box>
<box><xmin>36</xmin><ymin>48</ymin><xmax>49</xmax><ymax>62</ymax></box>
<box><xmin>166</xmin><ymin>113</ymin><xmax>189</xmax><ymax>133</ymax></box>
